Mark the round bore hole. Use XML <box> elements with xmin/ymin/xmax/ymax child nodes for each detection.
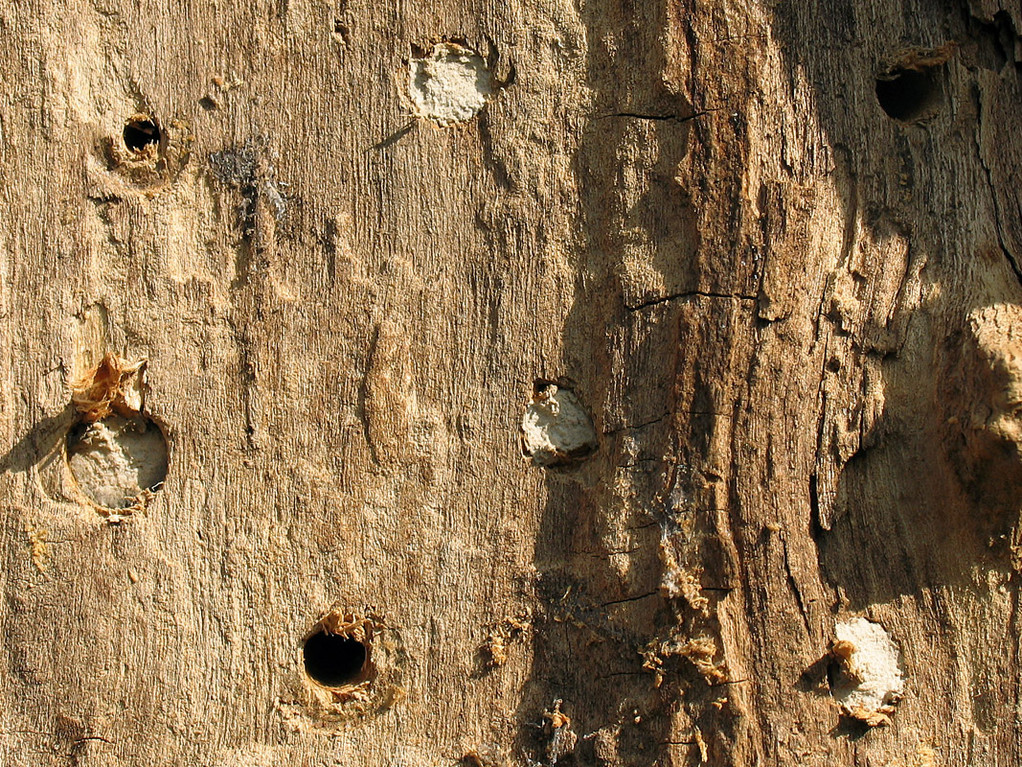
<box><xmin>875</xmin><ymin>67</ymin><xmax>943</xmax><ymax>122</ymax></box>
<box><xmin>123</xmin><ymin>115</ymin><xmax>161</xmax><ymax>152</ymax></box>
<box><xmin>303</xmin><ymin>631</ymin><xmax>369</xmax><ymax>687</ymax></box>
<box><xmin>66</xmin><ymin>415</ymin><xmax>169</xmax><ymax>509</ymax></box>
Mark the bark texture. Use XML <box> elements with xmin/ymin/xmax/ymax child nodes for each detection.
<box><xmin>1</xmin><ymin>0</ymin><xmax>1021</xmax><ymax>765</ymax></box>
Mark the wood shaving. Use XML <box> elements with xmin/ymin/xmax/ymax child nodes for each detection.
<box><xmin>71</xmin><ymin>353</ymin><xmax>147</xmax><ymax>422</ymax></box>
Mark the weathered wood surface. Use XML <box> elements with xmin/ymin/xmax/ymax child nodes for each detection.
<box><xmin>1</xmin><ymin>0</ymin><xmax>1021</xmax><ymax>764</ymax></box>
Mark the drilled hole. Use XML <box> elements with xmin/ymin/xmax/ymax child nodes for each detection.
<box><xmin>123</xmin><ymin>116</ymin><xmax>161</xmax><ymax>152</ymax></box>
<box><xmin>303</xmin><ymin>631</ymin><xmax>369</xmax><ymax>687</ymax></box>
<box><xmin>66</xmin><ymin>415</ymin><xmax>168</xmax><ymax>509</ymax></box>
<box><xmin>875</xmin><ymin>67</ymin><xmax>943</xmax><ymax>122</ymax></box>
<box><xmin>333</xmin><ymin>18</ymin><xmax>350</xmax><ymax>43</ymax></box>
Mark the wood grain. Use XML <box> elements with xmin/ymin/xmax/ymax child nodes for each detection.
<box><xmin>1</xmin><ymin>0</ymin><xmax>1020</xmax><ymax>764</ymax></box>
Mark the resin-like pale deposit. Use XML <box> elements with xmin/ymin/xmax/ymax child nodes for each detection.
<box><xmin>522</xmin><ymin>385</ymin><xmax>598</xmax><ymax>466</ymax></box>
<box><xmin>408</xmin><ymin>43</ymin><xmax>491</xmax><ymax>125</ymax></box>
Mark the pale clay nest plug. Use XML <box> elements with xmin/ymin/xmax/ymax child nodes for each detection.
<box><xmin>830</xmin><ymin>618</ymin><xmax>905</xmax><ymax>726</ymax></box>
<box><xmin>408</xmin><ymin>42</ymin><xmax>492</xmax><ymax>125</ymax></box>
<box><xmin>522</xmin><ymin>385</ymin><xmax>598</xmax><ymax>466</ymax></box>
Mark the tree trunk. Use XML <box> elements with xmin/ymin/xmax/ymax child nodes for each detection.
<box><xmin>2</xmin><ymin>0</ymin><xmax>1021</xmax><ymax>764</ymax></box>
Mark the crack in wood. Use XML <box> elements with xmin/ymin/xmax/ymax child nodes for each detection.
<box><xmin>626</xmin><ymin>290</ymin><xmax>757</xmax><ymax>312</ymax></box>
<box><xmin>599</xmin><ymin>591</ymin><xmax>659</xmax><ymax>607</ymax></box>
<box><xmin>973</xmin><ymin>85</ymin><xmax>1022</xmax><ymax>287</ymax></box>
<box><xmin>359</xmin><ymin>324</ymin><xmax>383</xmax><ymax>466</ymax></box>
<box><xmin>603</xmin><ymin>413</ymin><xmax>671</xmax><ymax>435</ymax></box>
<box><xmin>597</xmin><ymin>109</ymin><xmax>715</xmax><ymax>123</ymax></box>
<box><xmin>779</xmin><ymin>533</ymin><xmax>813</xmax><ymax>638</ymax></box>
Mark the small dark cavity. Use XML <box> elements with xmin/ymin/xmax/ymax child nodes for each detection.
<box><xmin>333</xmin><ymin>19</ymin><xmax>350</xmax><ymax>44</ymax></box>
<box><xmin>123</xmin><ymin>117</ymin><xmax>161</xmax><ymax>152</ymax></box>
<box><xmin>303</xmin><ymin>631</ymin><xmax>369</xmax><ymax>687</ymax></box>
<box><xmin>875</xmin><ymin>67</ymin><xmax>943</xmax><ymax>122</ymax></box>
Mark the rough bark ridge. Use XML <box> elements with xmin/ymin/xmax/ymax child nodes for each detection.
<box><xmin>0</xmin><ymin>0</ymin><xmax>1020</xmax><ymax>764</ymax></box>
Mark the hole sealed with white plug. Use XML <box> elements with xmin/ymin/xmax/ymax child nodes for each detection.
<box><xmin>521</xmin><ymin>380</ymin><xmax>598</xmax><ymax>467</ymax></box>
<box><xmin>66</xmin><ymin>353</ymin><xmax>168</xmax><ymax>516</ymax></box>
<box><xmin>827</xmin><ymin>618</ymin><xmax>904</xmax><ymax>727</ymax></box>
<box><xmin>66</xmin><ymin>415</ymin><xmax>168</xmax><ymax>510</ymax></box>
<box><xmin>408</xmin><ymin>41</ymin><xmax>493</xmax><ymax>125</ymax></box>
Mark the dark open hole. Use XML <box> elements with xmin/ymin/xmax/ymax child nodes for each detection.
<box><xmin>123</xmin><ymin>116</ymin><xmax>161</xmax><ymax>152</ymax></box>
<box><xmin>303</xmin><ymin>631</ymin><xmax>368</xmax><ymax>687</ymax></box>
<box><xmin>875</xmin><ymin>67</ymin><xmax>942</xmax><ymax>122</ymax></box>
